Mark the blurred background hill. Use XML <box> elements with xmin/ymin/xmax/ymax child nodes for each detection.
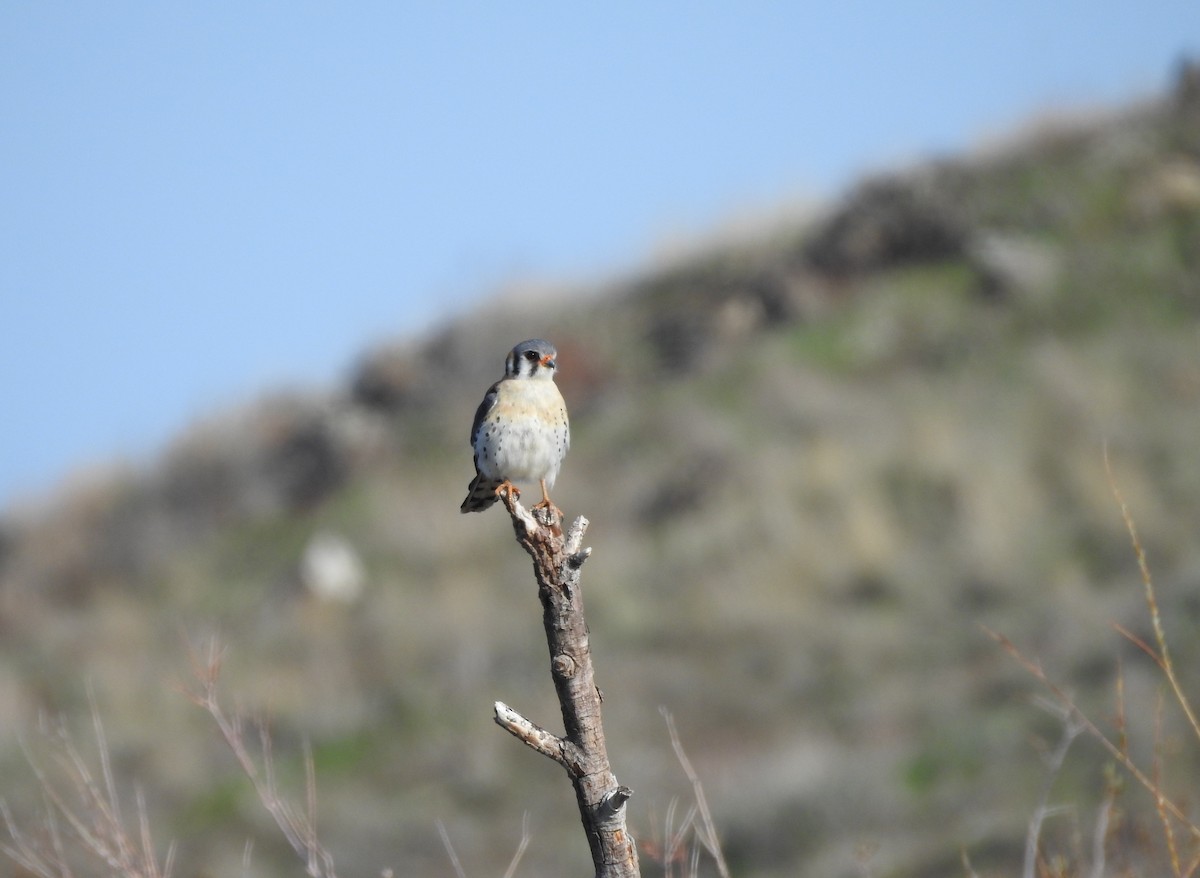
<box><xmin>4</xmin><ymin>4</ymin><xmax>1194</xmax><ymax>513</ymax></box>
<box><xmin>2</xmin><ymin>62</ymin><xmax>1199</xmax><ymax>877</ymax></box>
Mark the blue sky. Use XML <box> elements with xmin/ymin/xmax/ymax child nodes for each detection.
<box><xmin>0</xmin><ymin>3</ymin><xmax>1194</xmax><ymax>508</ymax></box>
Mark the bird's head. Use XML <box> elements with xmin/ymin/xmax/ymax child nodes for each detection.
<box><xmin>505</xmin><ymin>339</ymin><xmax>558</xmax><ymax>380</ymax></box>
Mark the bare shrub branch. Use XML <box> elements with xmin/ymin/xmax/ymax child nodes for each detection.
<box><xmin>985</xmin><ymin>625</ymin><xmax>1200</xmax><ymax>846</ymax></box>
<box><xmin>0</xmin><ymin>691</ymin><xmax>176</xmax><ymax>878</ymax></box>
<box><xmin>660</xmin><ymin>708</ymin><xmax>731</xmax><ymax>878</ymax></box>
<box><xmin>1104</xmin><ymin>449</ymin><xmax>1200</xmax><ymax>746</ymax></box>
<box><xmin>986</xmin><ymin>453</ymin><xmax>1200</xmax><ymax>876</ymax></box>
<box><xmin>181</xmin><ymin>637</ymin><xmax>340</xmax><ymax>878</ymax></box>
<box><xmin>436</xmin><ymin>813</ymin><xmax>531</xmax><ymax>878</ymax></box>
<box><xmin>436</xmin><ymin>820</ymin><xmax>468</xmax><ymax>878</ymax></box>
<box><xmin>1022</xmin><ymin>699</ymin><xmax>1085</xmax><ymax>878</ymax></box>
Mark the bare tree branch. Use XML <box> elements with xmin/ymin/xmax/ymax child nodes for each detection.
<box><xmin>492</xmin><ymin>488</ymin><xmax>640</xmax><ymax>877</ymax></box>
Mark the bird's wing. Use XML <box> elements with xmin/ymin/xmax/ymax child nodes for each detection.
<box><xmin>469</xmin><ymin>379</ymin><xmax>503</xmax><ymax>446</ymax></box>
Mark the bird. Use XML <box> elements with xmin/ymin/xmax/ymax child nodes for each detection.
<box><xmin>460</xmin><ymin>338</ymin><xmax>570</xmax><ymax>515</ymax></box>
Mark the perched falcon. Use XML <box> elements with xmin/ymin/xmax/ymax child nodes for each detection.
<box><xmin>460</xmin><ymin>339</ymin><xmax>570</xmax><ymax>514</ymax></box>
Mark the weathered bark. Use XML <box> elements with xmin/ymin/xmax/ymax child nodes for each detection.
<box><xmin>492</xmin><ymin>488</ymin><xmax>640</xmax><ymax>878</ymax></box>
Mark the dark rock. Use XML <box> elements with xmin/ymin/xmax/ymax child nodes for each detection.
<box><xmin>805</xmin><ymin>173</ymin><xmax>971</xmax><ymax>273</ymax></box>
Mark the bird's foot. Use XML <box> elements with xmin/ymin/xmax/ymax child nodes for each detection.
<box><xmin>531</xmin><ymin>479</ymin><xmax>561</xmax><ymax>518</ymax></box>
<box><xmin>496</xmin><ymin>481</ymin><xmax>520</xmax><ymax>502</ymax></box>
<box><xmin>531</xmin><ymin>497</ymin><xmax>563</xmax><ymax>522</ymax></box>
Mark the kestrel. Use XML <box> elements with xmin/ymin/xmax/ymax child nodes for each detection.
<box><xmin>460</xmin><ymin>338</ymin><xmax>570</xmax><ymax>514</ymax></box>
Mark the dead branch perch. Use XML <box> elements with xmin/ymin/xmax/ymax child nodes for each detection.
<box><xmin>492</xmin><ymin>488</ymin><xmax>640</xmax><ymax>878</ymax></box>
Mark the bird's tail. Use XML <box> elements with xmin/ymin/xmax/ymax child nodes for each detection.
<box><xmin>460</xmin><ymin>474</ymin><xmax>504</xmax><ymax>513</ymax></box>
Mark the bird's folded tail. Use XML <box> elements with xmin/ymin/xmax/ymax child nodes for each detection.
<box><xmin>460</xmin><ymin>474</ymin><xmax>505</xmax><ymax>513</ymax></box>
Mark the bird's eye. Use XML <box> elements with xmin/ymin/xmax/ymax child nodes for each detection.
<box><xmin>525</xmin><ymin>350</ymin><xmax>540</xmax><ymax>362</ymax></box>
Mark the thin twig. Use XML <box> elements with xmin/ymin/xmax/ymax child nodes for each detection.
<box><xmin>0</xmin><ymin>703</ymin><xmax>174</xmax><ymax>878</ymax></box>
<box><xmin>1023</xmin><ymin>700</ymin><xmax>1085</xmax><ymax>878</ymax></box>
<box><xmin>662</xmin><ymin>796</ymin><xmax>679</xmax><ymax>877</ymax></box>
<box><xmin>687</xmin><ymin>839</ymin><xmax>701</xmax><ymax>878</ymax></box>
<box><xmin>661</xmin><ymin>708</ymin><xmax>730</xmax><ymax>878</ymax></box>
<box><xmin>1184</xmin><ymin>848</ymin><xmax>1200</xmax><ymax>878</ymax></box>
<box><xmin>1084</xmin><ymin>787</ymin><xmax>1113</xmax><ymax>878</ymax></box>
<box><xmin>1105</xmin><ymin>449</ymin><xmax>1200</xmax><ymax>745</ymax></box>
<box><xmin>435</xmin><ymin>820</ymin><xmax>467</xmax><ymax>878</ymax></box>
<box><xmin>652</xmin><ymin>795</ymin><xmax>697</xmax><ymax>878</ymax></box>
<box><xmin>1114</xmin><ymin>657</ymin><xmax>1129</xmax><ymax>759</ymax></box>
<box><xmin>1151</xmin><ymin>689</ymin><xmax>1183</xmax><ymax>878</ymax></box>
<box><xmin>492</xmin><ymin>701</ymin><xmax>573</xmax><ymax>769</ymax></box>
<box><xmin>985</xmin><ymin>625</ymin><xmax>1200</xmax><ymax>841</ymax></box>
<box><xmin>182</xmin><ymin>637</ymin><xmax>340</xmax><ymax>878</ymax></box>
<box><xmin>960</xmin><ymin>847</ymin><xmax>982</xmax><ymax>878</ymax></box>
<box><xmin>500</xmin><ymin>812</ymin><xmax>532</xmax><ymax>878</ymax></box>
<box><xmin>432</xmin><ymin>813</ymin><xmax>529</xmax><ymax>878</ymax></box>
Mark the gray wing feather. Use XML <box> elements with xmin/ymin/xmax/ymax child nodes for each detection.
<box><xmin>469</xmin><ymin>380</ymin><xmax>502</xmax><ymax>446</ymax></box>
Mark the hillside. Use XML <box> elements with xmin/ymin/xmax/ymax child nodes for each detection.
<box><xmin>2</xmin><ymin>64</ymin><xmax>1199</xmax><ymax>877</ymax></box>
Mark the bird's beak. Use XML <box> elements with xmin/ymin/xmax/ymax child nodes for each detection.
<box><xmin>541</xmin><ymin>355</ymin><xmax>555</xmax><ymax>367</ymax></box>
